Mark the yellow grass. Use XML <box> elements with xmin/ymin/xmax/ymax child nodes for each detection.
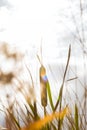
<box><xmin>22</xmin><ymin>107</ymin><xmax>69</xmax><ymax>130</ymax></box>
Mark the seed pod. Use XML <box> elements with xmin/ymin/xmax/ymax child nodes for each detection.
<box><xmin>39</xmin><ymin>65</ymin><xmax>47</xmax><ymax>107</ymax></box>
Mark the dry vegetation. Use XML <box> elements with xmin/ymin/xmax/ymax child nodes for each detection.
<box><xmin>0</xmin><ymin>42</ymin><xmax>86</xmax><ymax>130</ymax></box>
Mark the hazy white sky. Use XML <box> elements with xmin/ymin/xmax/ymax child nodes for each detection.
<box><xmin>0</xmin><ymin>0</ymin><xmax>70</xmax><ymax>53</ymax></box>
<box><xmin>0</xmin><ymin>0</ymin><xmax>87</xmax><ymax>62</ymax></box>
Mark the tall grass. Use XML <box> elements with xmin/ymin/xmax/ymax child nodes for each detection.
<box><xmin>0</xmin><ymin>42</ymin><xmax>86</xmax><ymax>130</ymax></box>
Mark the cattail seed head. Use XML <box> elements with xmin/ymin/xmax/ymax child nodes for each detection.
<box><xmin>39</xmin><ymin>66</ymin><xmax>47</xmax><ymax>107</ymax></box>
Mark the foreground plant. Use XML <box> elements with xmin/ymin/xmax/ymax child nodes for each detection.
<box><xmin>21</xmin><ymin>106</ymin><xmax>69</xmax><ymax>130</ymax></box>
<box><xmin>0</xmin><ymin>43</ymin><xmax>86</xmax><ymax>130</ymax></box>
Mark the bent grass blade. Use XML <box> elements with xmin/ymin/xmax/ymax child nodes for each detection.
<box><xmin>54</xmin><ymin>45</ymin><xmax>71</xmax><ymax>111</ymax></box>
<box><xmin>21</xmin><ymin>107</ymin><xmax>69</xmax><ymax>130</ymax></box>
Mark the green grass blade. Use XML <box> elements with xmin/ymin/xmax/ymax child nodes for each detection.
<box><xmin>8</xmin><ymin>111</ymin><xmax>21</xmax><ymax>129</ymax></box>
<box><xmin>54</xmin><ymin>45</ymin><xmax>71</xmax><ymax>111</ymax></box>
<box><xmin>12</xmin><ymin>116</ymin><xmax>21</xmax><ymax>129</ymax></box>
<box><xmin>29</xmin><ymin>103</ymin><xmax>39</xmax><ymax>120</ymax></box>
<box><xmin>46</xmin><ymin>81</ymin><xmax>54</xmax><ymax>111</ymax></box>
<box><xmin>34</xmin><ymin>102</ymin><xmax>38</xmax><ymax>120</ymax></box>
<box><xmin>74</xmin><ymin>104</ymin><xmax>79</xmax><ymax>130</ymax></box>
<box><xmin>54</xmin><ymin>84</ymin><xmax>63</xmax><ymax>111</ymax></box>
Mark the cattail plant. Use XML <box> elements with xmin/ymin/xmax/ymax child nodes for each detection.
<box><xmin>0</xmin><ymin>42</ymin><xmax>86</xmax><ymax>130</ymax></box>
<box><xmin>39</xmin><ymin>65</ymin><xmax>47</xmax><ymax>108</ymax></box>
<box><xmin>37</xmin><ymin>44</ymin><xmax>55</xmax><ymax>114</ymax></box>
<box><xmin>37</xmin><ymin>51</ymin><xmax>54</xmax><ymax>112</ymax></box>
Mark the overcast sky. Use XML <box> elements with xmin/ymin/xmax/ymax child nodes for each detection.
<box><xmin>0</xmin><ymin>0</ymin><xmax>87</xmax><ymax>63</ymax></box>
<box><xmin>0</xmin><ymin>0</ymin><xmax>70</xmax><ymax>50</ymax></box>
<box><xmin>0</xmin><ymin>0</ymin><xmax>61</xmax><ymax>45</ymax></box>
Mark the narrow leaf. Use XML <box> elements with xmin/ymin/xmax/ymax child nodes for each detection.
<box><xmin>74</xmin><ymin>104</ymin><xmax>79</xmax><ymax>130</ymax></box>
<box><xmin>46</xmin><ymin>81</ymin><xmax>54</xmax><ymax>111</ymax></box>
<box><xmin>54</xmin><ymin>45</ymin><xmax>71</xmax><ymax>111</ymax></box>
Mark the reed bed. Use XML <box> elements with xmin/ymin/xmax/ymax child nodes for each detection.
<box><xmin>0</xmin><ymin>42</ymin><xmax>86</xmax><ymax>130</ymax></box>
